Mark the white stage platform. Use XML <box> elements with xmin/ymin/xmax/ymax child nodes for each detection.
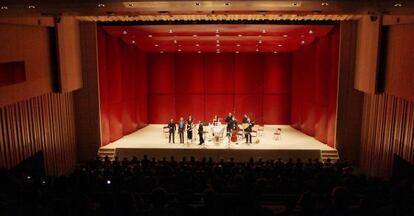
<box><xmin>100</xmin><ymin>124</ymin><xmax>338</xmax><ymax>161</ymax></box>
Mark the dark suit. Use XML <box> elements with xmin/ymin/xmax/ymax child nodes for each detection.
<box><xmin>198</xmin><ymin>124</ymin><xmax>204</xmax><ymax>145</ymax></box>
<box><xmin>225</xmin><ymin>115</ymin><xmax>233</xmax><ymax>135</ymax></box>
<box><xmin>168</xmin><ymin>122</ymin><xmax>176</xmax><ymax>143</ymax></box>
<box><xmin>178</xmin><ymin>121</ymin><xmax>186</xmax><ymax>143</ymax></box>
<box><xmin>245</xmin><ymin>123</ymin><xmax>253</xmax><ymax>143</ymax></box>
<box><xmin>186</xmin><ymin>120</ymin><xmax>193</xmax><ymax>140</ymax></box>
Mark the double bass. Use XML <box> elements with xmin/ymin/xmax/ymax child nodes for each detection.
<box><xmin>230</xmin><ymin>120</ymin><xmax>239</xmax><ymax>142</ymax></box>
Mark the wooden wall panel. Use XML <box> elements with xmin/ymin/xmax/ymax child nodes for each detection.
<box><xmin>354</xmin><ymin>15</ymin><xmax>382</xmax><ymax>93</ymax></box>
<box><xmin>361</xmin><ymin>93</ymin><xmax>414</xmax><ymax>177</ymax></box>
<box><xmin>56</xmin><ymin>16</ymin><xmax>83</xmax><ymax>92</ymax></box>
<box><xmin>384</xmin><ymin>23</ymin><xmax>414</xmax><ymax>101</ymax></box>
<box><xmin>0</xmin><ymin>92</ymin><xmax>77</xmax><ymax>175</ymax></box>
<box><xmin>0</xmin><ymin>23</ymin><xmax>54</xmax><ymax>106</ymax></box>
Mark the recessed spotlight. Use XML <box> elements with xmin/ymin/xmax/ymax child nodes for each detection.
<box><xmin>278</xmin><ymin>44</ymin><xmax>282</xmax><ymax>47</ymax></box>
<box><xmin>283</xmin><ymin>34</ymin><xmax>288</xmax><ymax>38</ymax></box>
<box><xmin>259</xmin><ymin>40</ymin><xmax>262</xmax><ymax>44</ymax></box>
<box><xmin>308</xmin><ymin>30</ymin><xmax>314</xmax><ymax>34</ymax></box>
<box><xmin>273</xmin><ymin>51</ymin><xmax>278</xmax><ymax>53</ymax></box>
<box><xmin>160</xmin><ymin>51</ymin><xmax>164</xmax><ymax>53</ymax></box>
<box><xmin>225</xmin><ymin>2</ymin><xmax>230</xmax><ymax>6</ymax></box>
<box><xmin>237</xmin><ymin>44</ymin><xmax>241</xmax><ymax>47</ymax></box>
<box><xmin>155</xmin><ymin>44</ymin><xmax>159</xmax><ymax>47</ymax></box>
<box><xmin>1</xmin><ymin>6</ymin><xmax>8</xmax><ymax>10</ymax></box>
<box><xmin>198</xmin><ymin>51</ymin><xmax>202</xmax><ymax>53</ymax></box>
<box><xmin>178</xmin><ymin>44</ymin><xmax>182</xmax><ymax>47</ymax></box>
<box><xmin>321</xmin><ymin>2</ymin><xmax>329</xmax><ymax>6</ymax></box>
<box><xmin>169</xmin><ymin>29</ymin><xmax>173</xmax><ymax>33</ymax></box>
<box><xmin>97</xmin><ymin>3</ymin><xmax>105</xmax><ymax>8</ymax></box>
<box><xmin>193</xmin><ymin>34</ymin><xmax>197</xmax><ymax>37</ymax></box>
<box><xmin>196</xmin><ymin>44</ymin><xmax>200</xmax><ymax>47</ymax></box>
<box><xmin>216</xmin><ymin>44</ymin><xmax>220</xmax><ymax>47</ymax></box>
<box><xmin>394</xmin><ymin>3</ymin><xmax>403</xmax><ymax>7</ymax></box>
<box><xmin>28</xmin><ymin>5</ymin><xmax>36</xmax><ymax>9</ymax></box>
<box><xmin>216</xmin><ymin>34</ymin><xmax>220</xmax><ymax>37</ymax></box>
<box><xmin>301</xmin><ymin>40</ymin><xmax>305</xmax><ymax>44</ymax></box>
<box><xmin>195</xmin><ymin>2</ymin><xmax>200</xmax><ymax>6</ymax></box>
<box><xmin>148</xmin><ymin>34</ymin><xmax>153</xmax><ymax>37</ymax></box>
<box><xmin>256</xmin><ymin>48</ymin><xmax>259</xmax><ymax>52</ymax></box>
<box><xmin>178</xmin><ymin>49</ymin><xmax>182</xmax><ymax>52</ymax></box>
<box><xmin>262</xmin><ymin>29</ymin><xmax>267</xmax><ymax>33</ymax></box>
<box><xmin>238</xmin><ymin>34</ymin><xmax>243</xmax><ymax>37</ymax></box>
<box><xmin>174</xmin><ymin>40</ymin><xmax>177</xmax><ymax>44</ymax></box>
<box><xmin>235</xmin><ymin>51</ymin><xmax>239</xmax><ymax>53</ymax></box>
<box><xmin>122</xmin><ymin>30</ymin><xmax>127</xmax><ymax>35</ymax></box>
<box><xmin>216</xmin><ymin>40</ymin><xmax>220</xmax><ymax>43</ymax></box>
<box><xmin>132</xmin><ymin>40</ymin><xmax>136</xmax><ymax>44</ymax></box>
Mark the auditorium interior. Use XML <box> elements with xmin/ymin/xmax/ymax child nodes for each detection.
<box><xmin>0</xmin><ymin>1</ymin><xmax>414</xmax><ymax>215</ymax></box>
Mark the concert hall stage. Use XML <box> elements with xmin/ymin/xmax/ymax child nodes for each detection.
<box><xmin>99</xmin><ymin>125</ymin><xmax>338</xmax><ymax>162</ymax></box>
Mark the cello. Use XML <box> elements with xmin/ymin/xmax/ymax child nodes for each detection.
<box><xmin>230</xmin><ymin>119</ymin><xmax>239</xmax><ymax>142</ymax></box>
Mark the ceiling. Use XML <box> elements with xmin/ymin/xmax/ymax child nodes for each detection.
<box><xmin>103</xmin><ymin>24</ymin><xmax>335</xmax><ymax>53</ymax></box>
<box><xmin>0</xmin><ymin>1</ymin><xmax>413</xmax><ymax>17</ymax></box>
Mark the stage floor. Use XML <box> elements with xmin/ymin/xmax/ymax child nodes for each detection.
<box><xmin>100</xmin><ymin>125</ymin><xmax>337</xmax><ymax>161</ymax></box>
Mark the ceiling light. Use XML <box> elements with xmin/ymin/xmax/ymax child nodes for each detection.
<box><xmin>196</xmin><ymin>44</ymin><xmax>200</xmax><ymax>47</ymax></box>
<box><xmin>259</xmin><ymin>35</ymin><xmax>262</xmax><ymax>37</ymax></box>
<box><xmin>193</xmin><ymin>34</ymin><xmax>197</xmax><ymax>37</ymax></box>
<box><xmin>216</xmin><ymin>44</ymin><xmax>220</xmax><ymax>47</ymax></box>
<box><xmin>132</xmin><ymin>40</ymin><xmax>136</xmax><ymax>44</ymax></box>
<box><xmin>237</xmin><ymin>44</ymin><xmax>241</xmax><ymax>47</ymax></box>
<box><xmin>122</xmin><ymin>30</ymin><xmax>127</xmax><ymax>35</ymax></box>
<box><xmin>155</xmin><ymin>44</ymin><xmax>159</xmax><ymax>47</ymax></box>
<box><xmin>216</xmin><ymin>40</ymin><xmax>220</xmax><ymax>43</ymax></box>
<box><xmin>178</xmin><ymin>44</ymin><xmax>182</xmax><ymax>47</ymax></box>
<box><xmin>321</xmin><ymin>2</ymin><xmax>329</xmax><ymax>6</ymax></box>
<box><xmin>28</xmin><ymin>5</ymin><xmax>36</xmax><ymax>9</ymax></box>
<box><xmin>198</xmin><ymin>51</ymin><xmax>202</xmax><ymax>53</ymax></box>
<box><xmin>169</xmin><ymin>29</ymin><xmax>173</xmax><ymax>33</ymax></box>
<box><xmin>178</xmin><ymin>49</ymin><xmax>182</xmax><ymax>52</ymax></box>
<box><xmin>273</xmin><ymin>51</ymin><xmax>278</xmax><ymax>53</ymax></box>
<box><xmin>1</xmin><ymin>6</ymin><xmax>8</xmax><ymax>10</ymax></box>
<box><xmin>148</xmin><ymin>34</ymin><xmax>153</xmax><ymax>37</ymax></box>
<box><xmin>262</xmin><ymin>29</ymin><xmax>267</xmax><ymax>33</ymax></box>
<box><xmin>308</xmin><ymin>30</ymin><xmax>314</xmax><ymax>34</ymax></box>
<box><xmin>278</xmin><ymin>44</ymin><xmax>282</xmax><ymax>47</ymax></box>
<box><xmin>235</xmin><ymin>51</ymin><xmax>239</xmax><ymax>53</ymax></box>
<box><xmin>301</xmin><ymin>40</ymin><xmax>305</xmax><ymax>44</ymax></box>
<box><xmin>225</xmin><ymin>2</ymin><xmax>230</xmax><ymax>6</ymax></box>
<box><xmin>283</xmin><ymin>34</ymin><xmax>288</xmax><ymax>38</ymax></box>
<box><xmin>394</xmin><ymin>3</ymin><xmax>403</xmax><ymax>7</ymax></box>
<box><xmin>160</xmin><ymin>51</ymin><xmax>164</xmax><ymax>53</ymax></box>
<box><xmin>256</xmin><ymin>48</ymin><xmax>259</xmax><ymax>52</ymax></box>
<box><xmin>238</xmin><ymin>34</ymin><xmax>243</xmax><ymax>37</ymax></box>
<box><xmin>216</xmin><ymin>34</ymin><xmax>220</xmax><ymax>37</ymax></box>
<box><xmin>259</xmin><ymin>40</ymin><xmax>262</xmax><ymax>44</ymax></box>
<box><xmin>195</xmin><ymin>2</ymin><xmax>200</xmax><ymax>6</ymax></box>
<box><xmin>97</xmin><ymin>3</ymin><xmax>105</xmax><ymax>8</ymax></box>
<box><xmin>174</xmin><ymin>40</ymin><xmax>177</xmax><ymax>44</ymax></box>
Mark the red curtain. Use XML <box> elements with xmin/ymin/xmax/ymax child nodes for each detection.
<box><xmin>148</xmin><ymin>53</ymin><xmax>292</xmax><ymax>124</ymax></box>
<box><xmin>290</xmin><ymin>27</ymin><xmax>339</xmax><ymax>147</ymax></box>
<box><xmin>98</xmin><ymin>29</ymin><xmax>148</xmax><ymax>146</ymax></box>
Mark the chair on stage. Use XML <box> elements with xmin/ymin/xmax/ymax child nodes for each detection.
<box><xmin>257</xmin><ymin>125</ymin><xmax>264</xmax><ymax>137</ymax></box>
<box><xmin>273</xmin><ymin>128</ymin><xmax>282</xmax><ymax>140</ymax></box>
<box><xmin>163</xmin><ymin>126</ymin><xmax>169</xmax><ymax>138</ymax></box>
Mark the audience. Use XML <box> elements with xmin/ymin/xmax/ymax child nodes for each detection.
<box><xmin>0</xmin><ymin>156</ymin><xmax>413</xmax><ymax>216</ymax></box>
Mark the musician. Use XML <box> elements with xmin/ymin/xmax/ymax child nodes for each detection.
<box><xmin>186</xmin><ymin>115</ymin><xmax>194</xmax><ymax>143</ymax></box>
<box><xmin>167</xmin><ymin>118</ymin><xmax>176</xmax><ymax>143</ymax></box>
<box><xmin>245</xmin><ymin>121</ymin><xmax>254</xmax><ymax>144</ymax></box>
<box><xmin>178</xmin><ymin>117</ymin><xmax>186</xmax><ymax>143</ymax></box>
<box><xmin>242</xmin><ymin>114</ymin><xmax>249</xmax><ymax>124</ymax></box>
<box><xmin>212</xmin><ymin>115</ymin><xmax>220</xmax><ymax>126</ymax></box>
<box><xmin>231</xmin><ymin>116</ymin><xmax>238</xmax><ymax>130</ymax></box>
<box><xmin>225</xmin><ymin>112</ymin><xmax>233</xmax><ymax>136</ymax></box>
<box><xmin>198</xmin><ymin>121</ymin><xmax>204</xmax><ymax>145</ymax></box>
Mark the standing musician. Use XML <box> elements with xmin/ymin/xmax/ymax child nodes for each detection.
<box><xmin>245</xmin><ymin>120</ymin><xmax>254</xmax><ymax>144</ymax></box>
<box><xmin>225</xmin><ymin>112</ymin><xmax>234</xmax><ymax>137</ymax></box>
<box><xmin>198</xmin><ymin>121</ymin><xmax>204</xmax><ymax>145</ymax></box>
<box><xmin>167</xmin><ymin>118</ymin><xmax>176</xmax><ymax>143</ymax></box>
<box><xmin>212</xmin><ymin>115</ymin><xmax>220</xmax><ymax>126</ymax></box>
<box><xmin>186</xmin><ymin>115</ymin><xmax>194</xmax><ymax>143</ymax></box>
<box><xmin>242</xmin><ymin>114</ymin><xmax>249</xmax><ymax>124</ymax></box>
<box><xmin>178</xmin><ymin>117</ymin><xmax>186</xmax><ymax>143</ymax></box>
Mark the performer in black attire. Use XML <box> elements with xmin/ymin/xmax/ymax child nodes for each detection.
<box><xmin>225</xmin><ymin>112</ymin><xmax>233</xmax><ymax>136</ymax></box>
<box><xmin>245</xmin><ymin>120</ymin><xmax>254</xmax><ymax>144</ymax></box>
<box><xmin>186</xmin><ymin>115</ymin><xmax>193</xmax><ymax>143</ymax></box>
<box><xmin>178</xmin><ymin>117</ymin><xmax>186</xmax><ymax>143</ymax></box>
<box><xmin>198</xmin><ymin>121</ymin><xmax>204</xmax><ymax>145</ymax></box>
<box><xmin>167</xmin><ymin>118</ymin><xmax>176</xmax><ymax>143</ymax></box>
<box><xmin>242</xmin><ymin>114</ymin><xmax>249</xmax><ymax>124</ymax></box>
